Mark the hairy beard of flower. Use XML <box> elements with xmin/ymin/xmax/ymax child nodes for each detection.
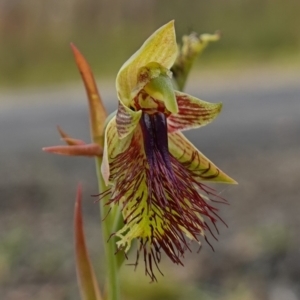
<box><xmin>100</xmin><ymin>110</ymin><xmax>227</xmax><ymax>281</ymax></box>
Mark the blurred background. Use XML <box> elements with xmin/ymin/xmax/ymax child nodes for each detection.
<box><xmin>0</xmin><ymin>0</ymin><xmax>299</xmax><ymax>299</ymax></box>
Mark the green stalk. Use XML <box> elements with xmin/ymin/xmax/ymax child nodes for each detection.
<box><xmin>71</xmin><ymin>44</ymin><xmax>121</xmax><ymax>300</ymax></box>
<box><xmin>95</xmin><ymin>156</ymin><xmax>120</xmax><ymax>300</ymax></box>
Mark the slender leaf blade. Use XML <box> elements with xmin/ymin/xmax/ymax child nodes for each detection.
<box><xmin>74</xmin><ymin>185</ymin><xmax>103</xmax><ymax>300</ymax></box>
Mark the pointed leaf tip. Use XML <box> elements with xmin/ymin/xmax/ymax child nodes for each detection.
<box><xmin>61</xmin><ymin>137</ymin><xmax>86</xmax><ymax>145</ymax></box>
<box><xmin>75</xmin><ymin>185</ymin><xmax>103</xmax><ymax>300</ymax></box>
<box><xmin>71</xmin><ymin>43</ymin><xmax>107</xmax><ymax>145</ymax></box>
<box><xmin>42</xmin><ymin>144</ymin><xmax>102</xmax><ymax>157</ymax></box>
<box><xmin>57</xmin><ymin>126</ymin><xmax>86</xmax><ymax>145</ymax></box>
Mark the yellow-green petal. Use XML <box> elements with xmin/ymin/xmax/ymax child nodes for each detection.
<box><xmin>168</xmin><ymin>131</ymin><xmax>237</xmax><ymax>184</ymax></box>
<box><xmin>116</xmin><ymin>20</ymin><xmax>178</xmax><ymax>107</ymax></box>
<box><xmin>116</xmin><ymin>194</ymin><xmax>165</xmax><ymax>253</ymax></box>
<box><xmin>167</xmin><ymin>91</ymin><xmax>222</xmax><ymax>132</ymax></box>
<box><xmin>101</xmin><ymin>116</ymin><xmax>132</xmax><ymax>184</ymax></box>
<box><xmin>116</xmin><ymin>101</ymin><xmax>142</xmax><ymax>139</ymax></box>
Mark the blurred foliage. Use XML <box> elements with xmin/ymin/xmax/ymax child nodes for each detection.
<box><xmin>0</xmin><ymin>0</ymin><xmax>299</xmax><ymax>87</ymax></box>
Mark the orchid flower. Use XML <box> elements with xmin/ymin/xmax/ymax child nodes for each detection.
<box><xmin>101</xmin><ymin>21</ymin><xmax>236</xmax><ymax>281</ymax></box>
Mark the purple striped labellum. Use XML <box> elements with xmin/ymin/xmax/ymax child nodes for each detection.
<box><xmin>101</xmin><ymin>20</ymin><xmax>236</xmax><ymax>281</ymax></box>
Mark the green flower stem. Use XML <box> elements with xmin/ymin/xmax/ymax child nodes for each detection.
<box><xmin>95</xmin><ymin>156</ymin><xmax>120</xmax><ymax>300</ymax></box>
<box><xmin>171</xmin><ymin>32</ymin><xmax>220</xmax><ymax>91</ymax></box>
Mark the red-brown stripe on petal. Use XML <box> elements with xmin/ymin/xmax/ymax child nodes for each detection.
<box><xmin>168</xmin><ymin>131</ymin><xmax>237</xmax><ymax>184</ymax></box>
<box><xmin>167</xmin><ymin>91</ymin><xmax>222</xmax><ymax>133</ymax></box>
<box><xmin>116</xmin><ymin>101</ymin><xmax>142</xmax><ymax>139</ymax></box>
